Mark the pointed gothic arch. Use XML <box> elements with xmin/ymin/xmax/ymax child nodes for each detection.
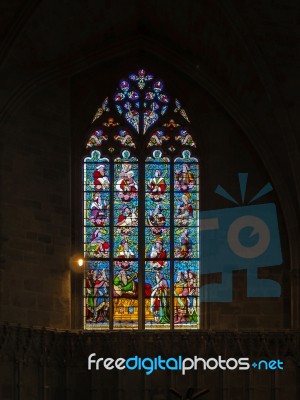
<box><xmin>83</xmin><ymin>69</ymin><xmax>200</xmax><ymax>330</ymax></box>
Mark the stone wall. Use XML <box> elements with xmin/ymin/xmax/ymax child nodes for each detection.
<box><xmin>0</xmin><ymin>324</ymin><xmax>299</xmax><ymax>400</ymax></box>
<box><xmin>0</xmin><ymin>81</ymin><xmax>71</xmax><ymax>328</ymax></box>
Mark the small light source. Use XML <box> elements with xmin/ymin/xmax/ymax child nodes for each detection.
<box><xmin>78</xmin><ymin>258</ymin><xmax>84</xmax><ymax>267</ymax></box>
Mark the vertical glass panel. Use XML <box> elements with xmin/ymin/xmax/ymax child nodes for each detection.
<box><xmin>174</xmin><ymin>151</ymin><xmax>200</xmax><ymax>328</ymax></box>
<box><xmin>145</xmin><ymin>151</ymin><xmax>171</xmax><ymax>329</ymax></box>
<box><xmin>84</xmin><ymin>261</ymin><xmax>110</xmax><ymax>330</ymax></box>
<box><xmin>145</xmin><ymin>151</ymin><xmax>170</xmax><ymax>255</ymax></box>
<box><xmin>112</xmin><ymin>150</ymin><xmax>139</xmax><ymax>329</ymax></box>
<box><xmin>113</xmin><ymin>261</ymin><xmax>138</xmax><ymax>329</ymax></box>
<box><xmin>113</xmin><ymin>154</ymin><xmax>139</xmax><ymax>260</ymax></box>
<box><xmin>174</xmin><ymin>261</ymin><xmax>199</xmax><ymax>329</ymax></box>
<box><xmin>145</xmin><ymin>261</ymin><xmax>170</xmax><ymax>329</ymax></box>
<box><xmin>84</xmin><ymin>151</ymin><xmax>111</xmax><ymax>261</ymax></box>
<box><xmin>174</xmin><ymin>152</ymin><xmax>199</xmax><ymax>260</ymax></box>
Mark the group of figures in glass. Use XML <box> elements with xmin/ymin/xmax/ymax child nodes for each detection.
<box><xmin>84</xmin><ymin>150</ymin><xmax>199</xmax><ymax>329</ymax></box>
<box><xmin>83</xmin><ymin>69</ymin><xmax>199</xmax><ymax>330</ymax></box>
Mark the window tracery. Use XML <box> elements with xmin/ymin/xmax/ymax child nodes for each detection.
<box><xmin>83</xmin><ymin>69</ymin><xmax>200</xmax><ymax>330</ymax></box>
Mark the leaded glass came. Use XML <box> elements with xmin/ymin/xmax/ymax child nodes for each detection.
<box><xmin>83</xmin><ymin>69</ymin><xmax>199</xmax><ymax>330</ymax></box>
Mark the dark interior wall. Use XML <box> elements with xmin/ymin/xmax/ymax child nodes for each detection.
<box><xmin>0</xmin><ymin>80</ymin><xmax>71</xmax><ymax>328</ymax></box>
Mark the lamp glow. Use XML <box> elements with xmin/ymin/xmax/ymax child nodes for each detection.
<box><xmin>78</xmin><ymin>258</ymin><xmax>84</xmax><ymax>267</ymax></box>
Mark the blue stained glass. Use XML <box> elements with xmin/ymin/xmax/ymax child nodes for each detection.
<box><xmin>153</xmin><ymin>80</ymin><xmax>163</xmax><ymax>92</ymax></box>
<box><xmin>84</xmin><ymin>72</ymin><xmax>199</xmax><ymax>331</ymax></box>
<box><xmin>128</xmin><ymin>91</ymin><xmax>139</xmax><ymax>100</ymax></box>
<box><xmin>143</xmin><ymin>109</ymin><xmax>159</xmax><ymax>134</ymax></box>
<box><xmin>129</xmin><ymin>69</ymin><xmax>154</xmax><ymax>90</ymax></box>
<box><xmin>120</xmin><ymin>80</ymin><xmax>130</xmax><ymax>91</ymax></box>
<box><xmin>115</xmin><ymin>92</ymin><xmax>125</xmax><ymax>102</ymax></box>
<box><xmin>85</xmin><ymin>261</ymin><xmax>110</xmax><ymax>329</ymax></box>
<box><xmin>85</xmin><ymin>191</ymin><xmax>110</xmax><ymax>227</ymax></box>
<box><xmin>174</xmin><ymin>227</ymin><xmax>199</xmax><ymax>259</ymax></box>
<box><xmin>174</xmin><ymin>162</ymin><xmax>198</xmax><ymax>193</ymax></box>
<box><xmin>147</xmin><ymin>130</ymin><xmax>170</xmax><ymax>147</ymax></box>
<box><xmin>174</xmin><ymin>192</ymin><xmax>199</xmax><ymax>227</ymax></box>
<box><xmin>129</xmin><ymin>73</ymin><xmax>138</xmax><ymax>81</ymax></box>
<box><xmin>114</xmin><ymin>70</ymin><xmax>170</xmax><ymax>134</ymax></box>
<box><xmin>158</xmin><ymin>93</ymin><xmax>169</xmax><ymax>103</ymax></box>
<box><xmin>114</xmin><ymin>130</ymin><xmax>136</xmax><ymax>148</ymax></box>
<box><xmin>174</xmin><ymin>261</ymin><xmax>199</xmax><ymax>328</ymax></box>
<box><xmin>114</xmin><ymin>198</ymin><xmax>138</xmax><ymax>227</ymax></box>
<box><xmin>114</xmin><ymin>162</ymin><xmax>138</xmax><ymax>202</ymax></box>
<box><xmin>145</xmin><ymin>91</ymin><xmax>155</xmax><ymax>100</ymax></box>
<box><xmin>145</xmin><ymin>261</ymin><xmax>170</xmax><ymax>328</ymax></box>
<box><xmin>84</xmin><ymin>154</ymin><xmax>110</xmax><ymax>192</ymax></box>
<box><xmin>113</xmin><ymin>261</ymin><xmax>138</xmax><ymax>298</ymax></box>
<box><xmin>114</xmin><ymin>228</ymin><xmax>138</xmax><ymax>259</ymax></box>
<box><xmin>145</xmin><ymin>228</ymin><xmax>170</xmax><ymax>259</ymax></box>
<box><xmin>146</xmin><ymin>150</ymin><xmax>170</xmax><ymax>162</ymax></box>
<box><xmin>175</xmin><ymin>129</ymin><xmax>196</xmax><ymax>148</ymax></box>
<box><xmin>92</xmin><ymin>97</ymin><xmax>110</xmax><ymax>123</ymax></box>
<box><xmin>113</xmin><ymin>261</ymin><xmax>139</xmax><ymax>329</ymax></box>
<box><xmin>145</xmin><ymin>162</ymin><xmax>170</xmax><ymax>202</ymax></box>
<box><xmin>86</xmin><ymin>130</ymin><xmax>108</xmax><ymax>149</ymax></box>
<box><xmin>85</xmin><ymin>227</ymin><xmax>110</xmax><ymax>259</ymax></box>
<box><xmin>174</xmin><ymin>98</ymin><xmax>191</xmax><ymax>123</ymax></box>
<box><xmin>84</xmin><ymin>150</ymin><xmax>109</xmax><ymax>163</ymax></box>
<box><xmin>146</xmin><ymin>199</ymin><xmax>170</xmax><ymax>227</ymax></box>
<box><xmin>125</xmin><ymin>109</ymin><xmax>139</xmax><ymax>132</ymax></box>
<box><xmin>152</xmin><ymin>102</ymin><xmax>159</xmax><ymax>110</ymax></box>
<box><xmin>161</xmin><ymin>105</ymin><xmax>168</xmax><ymax>115</ymax></box>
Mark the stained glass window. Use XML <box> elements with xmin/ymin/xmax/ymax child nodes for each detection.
<box><xmin>83</xmin><ymin>69</ymin><xmax>199</xmax><ymax>330</ymax></box>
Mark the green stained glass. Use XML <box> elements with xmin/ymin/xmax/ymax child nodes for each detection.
<box><xmin>83</xmin><ymin>72</ymin><xmax>200</xmax><ymax>331</ymax></box>
<box><xmin>84</xmin><ymin>261</ymin><xmax>109</xmax><ymax>330</ymax></box>
<box><xmin>145</xmin><ymin>261</ymin><xmax>170</xmax><ymax>329</ymax></box>
<box><xmin>174</xmin><ymin>261</ymin><xmax>199</xmax><ymax>329</ymax></box>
